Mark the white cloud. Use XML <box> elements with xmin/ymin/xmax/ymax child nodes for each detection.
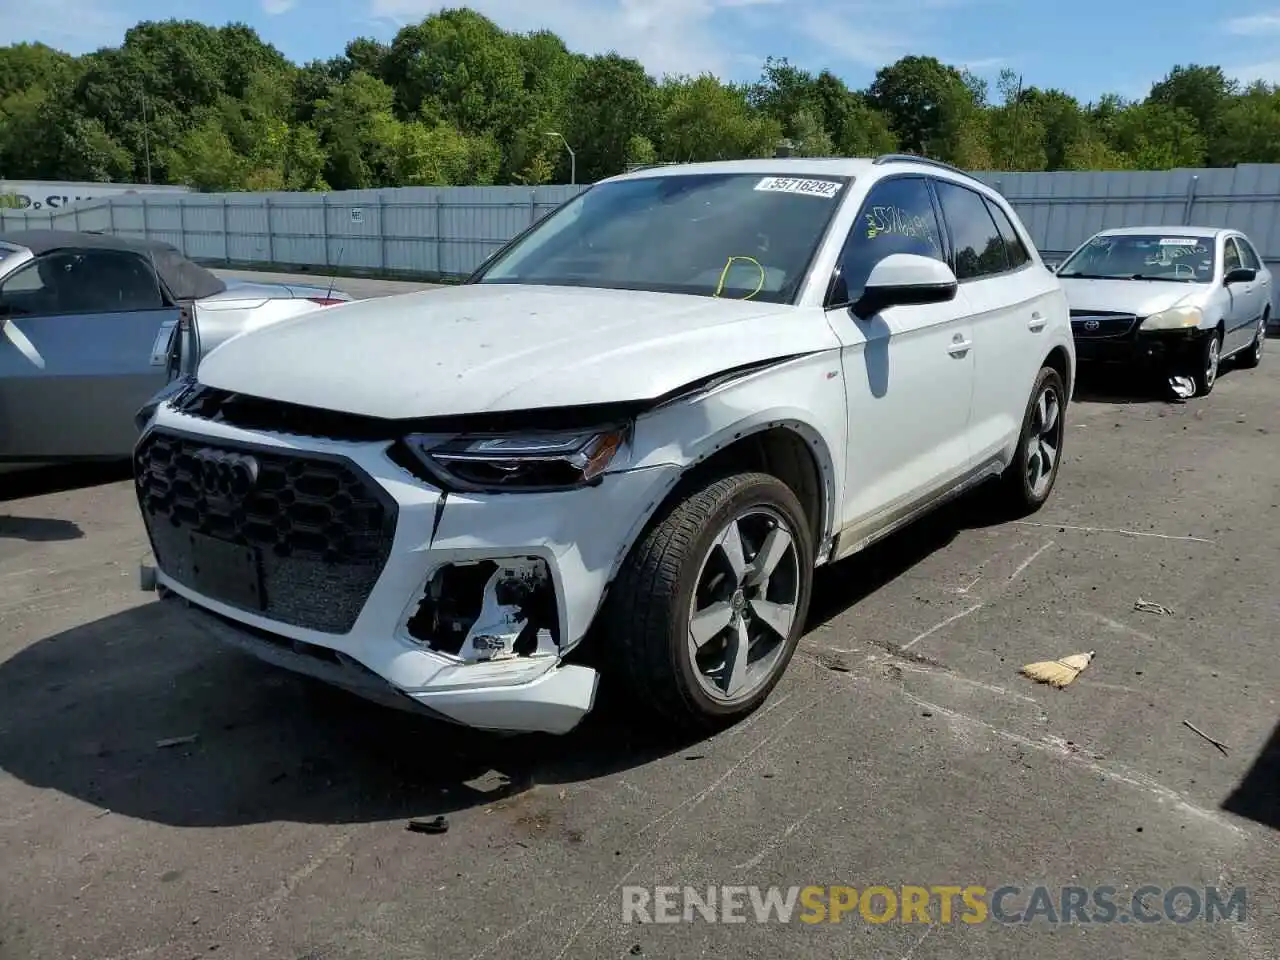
<box><xmin>365</xmin><ymin>0</ymin><xmax>986</xmax><ymax>81</ymax></box>
<box><xmin>263</xmin><ymin>0</ymin><xmax>297</xmax><ymax>13</ymax></box>
<box><xmin>369</xmin><ymin>0</ymin><xmax>736</xmax><ymax>78</ymax></box>
<box><xmin>1223</xmin><ymin>11</ymin><xmax>1280</xmax><ymax>35</ymax></box>
<box><xmin>0</xmin><ymin>0</ymin><xmax>128</xmax><ymax>52</ymax></box>
<box><xmin>1229</xmin><ymin>60</ymin><xmax>1280</xmax><ymax>85</ymax></box>
<box><xmin>960</xmin><ymin>56</ymin><xmax>1006</xmax><ymax>72</ymax></box>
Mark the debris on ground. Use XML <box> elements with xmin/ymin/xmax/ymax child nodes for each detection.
<box><xmin>1169</xmin><ymin>376</ymin><xmax>1195</xmax><ymax>399</ymax></box>
<box><xmin>1134</xmin><ymin>598</ymin><xmax>1175</xmax><ymax>616</ymax></box>
<box><xmin>1020</xmin><ymin>651</ymin><xmax>1095</xmax><ymax>688</ymax></box>
<box><xmin>407</xmin><ymin>815</ymin><xmax>449</xmax><ymax>835</ymax></box>
<box><xmin>155</xmin><ymin>735</ymin><xmax>198</xmax><ymax>749</ymax></box>
<box><xmin>1182</xmin><ymin>720</ymin><xmax>1230</xmax><ymax>757</ymax></box>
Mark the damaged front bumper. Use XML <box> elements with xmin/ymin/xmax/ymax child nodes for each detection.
<box><xmin>134</xmin><ymin>404</ymin><xmax>681</xmax><ymax>735</ymax></box>
<box><xmin>1072</xmin><ymin>324</ymin><xmax>1212</xmax><ymax>372</ymax></box>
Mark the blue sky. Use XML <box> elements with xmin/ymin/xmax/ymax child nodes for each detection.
<box><xmin>6</xmin><ymin>0</ymin><xmax>1280</xmax><ymax>105</ymax></box>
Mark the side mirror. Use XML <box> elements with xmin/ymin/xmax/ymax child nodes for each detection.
<box><xmin>1224</xmin><ymin>267</ymin><xmax>1257</xmax><ymax>285</ymax></box>
<box><xmin>851</xmin><ymin>254</ymin><xmax>959</xmax><ymax>320</ymax></box>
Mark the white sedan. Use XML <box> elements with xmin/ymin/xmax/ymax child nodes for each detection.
<box><xmin>1055</xmin><ymin>226</ymin><xmax>1271</xmax><ymax>397</ymax></box>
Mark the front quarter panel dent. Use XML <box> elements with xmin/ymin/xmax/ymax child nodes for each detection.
<box><xmin>603</xmin><ymin>353</ymin><xmax>846</xmax><ymax>588</ymax></box>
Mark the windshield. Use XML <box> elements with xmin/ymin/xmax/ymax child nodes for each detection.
<box><xmin>1058</xmin><ymin>234</ymin><xmax>1217</xmax><ymax>283</ymax></box>
<box><xmin>472</xmin><ymin>173</ymin><xmax>850</xmax><ymax>304</ymax></box>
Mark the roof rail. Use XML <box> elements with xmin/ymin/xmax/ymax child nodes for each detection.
<box><xmin>872</xmin><ymin>153</ymin><xmax>971</xmax><ymax>177</ymax></box>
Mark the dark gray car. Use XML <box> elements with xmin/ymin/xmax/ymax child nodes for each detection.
<box><xmin>0</xmin><ymin>231</ymin><xmax>349</xmax><ymax>467</ymax></box>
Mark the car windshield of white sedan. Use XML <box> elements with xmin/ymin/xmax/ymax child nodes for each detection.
<box><xmin>1057</xmin><ymin>234</ymin><xmax>1217</xmax><ymax>283</ymax></box>
<box><xmin>474</xmin><ymin>173</ymin><xmax>849</xmax><ymax>303</ymax></box>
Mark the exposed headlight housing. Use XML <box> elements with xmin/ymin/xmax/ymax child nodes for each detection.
<box><xmin>1139</xmin><ymin>305</ymin><xmax>1204</xmax><ymax>331</ymax></box>
<box><xmin>397</xmin><ymin>427</ymin><xmax>629</xmax><ymax>492</ymax></box>
<box><xmin>134</xmin><ymin>376</ymin><xmax>196</xmax><ymax>432</ymax></box>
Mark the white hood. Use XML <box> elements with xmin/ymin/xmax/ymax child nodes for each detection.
<box><xmin>1057</xmin><ymin>277</ymin><xmax>1211</xmax><ymax>316</ymax></box>
<box><xmin>196</xmin><ymin>284</ymin><xmax>837</xmax><ymax>419</ymax></box>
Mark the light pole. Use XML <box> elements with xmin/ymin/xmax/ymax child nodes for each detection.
<box><xmin>544</xmin><ymin>131</ymin><xmax>576</xmax><ymax>185</ymax></box>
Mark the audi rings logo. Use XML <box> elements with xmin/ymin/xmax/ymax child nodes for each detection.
<box><xmin>192</xmin><ymin>447</ymin><xmax>260</xmax><ymax>505</ymax></box>
<box><xmin>1083</xmin><ymin>319</ymin><xmax>1100</xmax><ymax>331</ymax></box>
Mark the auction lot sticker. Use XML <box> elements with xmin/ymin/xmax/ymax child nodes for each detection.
<box><xmin>755</xmin><ymin>177</ymin><xmax>843</xmax><ymax>199</ymax></box>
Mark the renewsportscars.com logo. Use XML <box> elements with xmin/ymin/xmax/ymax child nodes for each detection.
<box><xmin>621</xmin><ymin>885</ymin><xmax>1248</xmax><ymax>925</ymax></box>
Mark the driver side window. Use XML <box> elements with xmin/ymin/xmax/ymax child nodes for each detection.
<box><xmin>1224</xmin><ymin>238</ymin><xmax>1243</xmax><ymax>273</ymax></box>
<box><xmin>832</xmin><ymin>177</ymin><xmax>944</xmax><ymax>303</ymax></box>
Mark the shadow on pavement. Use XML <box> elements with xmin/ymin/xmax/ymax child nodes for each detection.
<box><xmin>0</xmin><ymin>599</ymin><xmax>701</xmax><ymax>829</ymax></box>
<box><xmin>0</xmin><ymin>461</ymin><xmax>132</xmax><ymax>502</ymax></box>
<box><xmin>1222</xmin><ymin>717</ymin><xmax>1279</xmax><ymax>831</ymax></box>
<box><xmin>0</xmin><ymin>515</ymin><xmax>83</xmax><ymax>542</ymax></box>
<box><xmin>0</xmin><ymin>480</ymin><xmax>1028</xmax><ymax>830</ymax></box>
<box><xmin>1071</xmin><ymin>366</ymin><xmax>1169</xmax><ymax>405</ymax></box>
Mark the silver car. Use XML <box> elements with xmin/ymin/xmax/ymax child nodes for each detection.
<box><xmin>0</xmin><ymin>230</ymin><xmax>350</xmax><ymax>467</ymax></box>
<box><xmin>1055</xmin><ymin>226</ymin><xmax>1271</xmax><ymax>397</ymax></box>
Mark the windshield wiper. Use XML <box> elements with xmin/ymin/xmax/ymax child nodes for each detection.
<box><xmin>1129</xmin><ymin>273</ymin><xmax>1194</xmax><ymax>282</ymax></box>
<box><xmin>1056</xmin><ymin>272</ymin><xmax>1119</xmax><ymax>279</ymax></box>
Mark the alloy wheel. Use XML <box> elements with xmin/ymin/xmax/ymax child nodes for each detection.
<box><xmin>687</xmin><ymin>508</ymin><xmax>801</xmax><ymax>705</ymax></box>
<box><xmin>1206</xmin><ymin>335</ymin><xmax>1221</xmax><ymax>389</ymax></box>
<box><xmin>1025</xmin><ymin>384</ymin><xmax>1062</xmax><ymax>500</ymax></box>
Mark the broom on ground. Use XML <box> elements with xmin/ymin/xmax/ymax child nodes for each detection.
<box><xmin>1021</xmin><ymin>651</ymin><xmax>1095</xmax><ymax>689</ymax></box>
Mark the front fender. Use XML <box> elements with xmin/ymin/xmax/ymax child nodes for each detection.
<box><xmin>601</xmin><ymin>350</ymin><xmax>848</xmax><ymax>586</ymax></box>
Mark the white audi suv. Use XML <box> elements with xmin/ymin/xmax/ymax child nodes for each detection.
<box><xmin>134</xmin><ymin>156</ymin><xmax>1075</xmax><ymax>735</ymax></box>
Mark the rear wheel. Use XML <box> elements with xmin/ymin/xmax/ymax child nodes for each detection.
<box><xmin>606</xmin><ymin>471</ymin><xmax>814</xmax><ymax>731</ymax></box>
<box><xmin>999</xmin><ymin>366</ymin><xmax>1066</xmax><ymax>515</ymax></box>
<box><xmin>1237</xmin><ymin>312</ymin><xmax>1267</xmax><ymax>369</ymax></box>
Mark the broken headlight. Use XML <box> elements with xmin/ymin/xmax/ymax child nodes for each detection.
<box><xmin>398</xmin><ymin>428</ymin><xmax>628</xmax><ymax>492</ymax></box>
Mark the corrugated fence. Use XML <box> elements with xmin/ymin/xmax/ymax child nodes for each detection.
<box><xmin>4</xmin><ymin>164</ymin><xmax>1280</xmax><ymax>296</ymax></box>
<box><xmin>0</xmin><ymin>185</ymin><xmax>587</xmax><ymax>279</ymax></box>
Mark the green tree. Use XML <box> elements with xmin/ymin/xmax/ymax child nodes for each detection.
<box><xmin>869</xmin><ymin>55</ymin><xmax>982</xmax><ymax>155</ymax></box>
<box><xmin>656</xmin><ymin>74</ymin><xmax>782</xmax><ymax>162</ymax></box>
<box><xmin>1107</xmin><ymin>101</ymin><xmax>1205</xmax><ymax>168</ymax></box>
<box><xmin>1212</xmin><ymin>82</ymin><xmax>1280</xmax><ymax>164</ymax></box>
<box><xmin>564</xmin><ymin>54</ymin><xmax>656</xmax><ymax>182</ymax></box>
<box><xmin>986</xmin><ymin>70</ymin><xmax>1047</xmax><ymax>170</ymax></box>
<box><xmin>1147</xmin><ymin>64</ymin><xmax>1237</xmax><ymax>161</ymax></box>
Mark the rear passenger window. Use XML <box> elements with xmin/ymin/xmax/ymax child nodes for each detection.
<box><xmin>1236</xmin><ymin>237</ymin><xmax>1261</xmax><ymax>271</ymax></box>
<box><xmin>833</xmin><ymin>176</ymin><xmax>946</xmax><ymax>301</ymax></box>
<box><xmin>934</xmin><ymin>181</ymin><xmax>1008</xmax><ymax>280</ymax></box>
<box><xmin>984</xmin><ymin>198</ymin><xmax>1030</xmax><ymax>269</ymax></box>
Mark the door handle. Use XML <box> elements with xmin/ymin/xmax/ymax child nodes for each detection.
<box><xmin>1028</xmin><ymin>311</ymin><xmax>1047</xmax><ymax>332</ymax></box>
<box><xmin>947</xmin><ymin>335</ymin><xmax>972</xmax><ymax>357</ymax></box>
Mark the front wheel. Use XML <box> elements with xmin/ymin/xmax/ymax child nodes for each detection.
<box><xmin>999</xmin><ymin>366</ymin><xmax>1067</xmax><ymax>515</ymax></box>
<box><xmin>1193</xmin><ymin>329</ymin><xmax>1222</xmax><ymax>396</ymax></box>
<box><xmin>605</xmin><ymin>471</ymin><xmax>814</xmax><ymax>731</ymax></box>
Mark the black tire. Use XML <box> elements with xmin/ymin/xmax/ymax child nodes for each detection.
<box><xmin>1237</xmin><ymin>312</ymin><xmax>1267</xmax><ymax>370</ymax></box>
<box><xmin>1193</xmin><ymin>329</ymin><xmax>1222</xmax><ymax>396</ymax></box>
<box><xmin>999</xmin><ymin>366</ymin><xmax>1067</xmax><ymax>515</ymax></box>
<box><xmin>604</xmin><ymin>471</ymin><xmax>814</xmax><ymax>732</ymax></box>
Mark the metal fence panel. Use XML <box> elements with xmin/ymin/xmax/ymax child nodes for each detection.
<box><xmin>4</xmin><ymin>168</ymin><xmax>1280</xmax><ymax>309</ymax></box>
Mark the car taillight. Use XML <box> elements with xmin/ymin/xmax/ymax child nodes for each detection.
<box><xmin>306</xmin><ymin>297</ymin><xmax>345</xmax><ymax>306</ymax></box>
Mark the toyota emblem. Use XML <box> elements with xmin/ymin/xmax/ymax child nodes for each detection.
<box><xmin>1083</xmin><ymin>319</ymin><xmax>1100</xmax><ymax>331</ymax></box>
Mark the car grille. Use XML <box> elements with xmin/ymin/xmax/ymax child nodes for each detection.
<box><xmin>1069</xmin><ymin>309</ymin><xmax>1139</xmax><ymax>339</ymax></box>
<box><xmin>134</xmin><ymin>429</ymin><xmax>397</xmax><ymax>634</ymax></box>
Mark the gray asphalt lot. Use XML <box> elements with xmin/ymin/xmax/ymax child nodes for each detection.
<box><xmin>0</xmin><ymin>275</ymin><xmax>1276</xmax><ymax>958</ymax></box>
